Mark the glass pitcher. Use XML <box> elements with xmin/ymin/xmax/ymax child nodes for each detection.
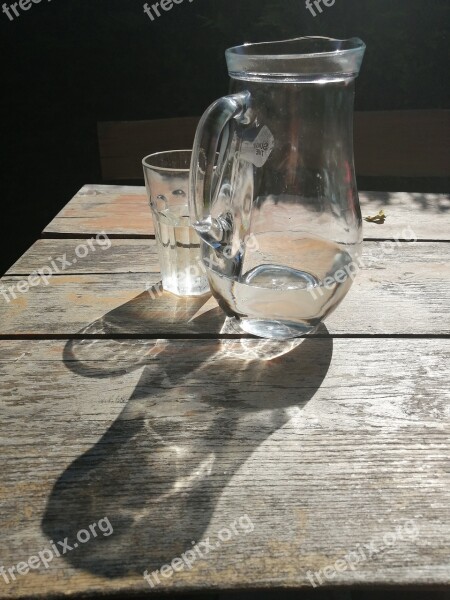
<box><xmin>190</xmin><ymin>37</ymin><xmax>366</xmax><ymax>339</ymax></box>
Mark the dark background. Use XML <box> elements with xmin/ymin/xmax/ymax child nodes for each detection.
<box><xmin>1</xmin><ymin>0</ymin><xmax>449</xmax><ymax>275</ymax></box>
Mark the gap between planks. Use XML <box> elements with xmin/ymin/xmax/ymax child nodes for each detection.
<box><xmin>1</xmin><ymin>333</ymin><xmax>450</xmax><ymax>341</ymax></box>
<box><xmin>39</xmin><ymin>233</ymin><xmax>450</xmax><ymax>243</ymax></box>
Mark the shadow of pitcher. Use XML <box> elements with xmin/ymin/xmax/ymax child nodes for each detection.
<box><xmin>41</xmin><ymin>291</ymin><xmax>333</xmax><ymax>578</ymax></box>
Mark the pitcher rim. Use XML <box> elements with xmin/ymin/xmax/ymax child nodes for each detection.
<box><xmin>226</xmin><ymin>36</ymin><xmax>366</xmax><ymax>59</ymax></box>
<box><xmin>225</xmin><ymin>36</ymin><xmax>365</xmax><ymax>81</ymax></box>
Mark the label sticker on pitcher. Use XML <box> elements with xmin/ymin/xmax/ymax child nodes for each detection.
<box><xmin>240</xmin><ymin>125</ymin><xmax>275</xmax><ymax>167</ymax></box>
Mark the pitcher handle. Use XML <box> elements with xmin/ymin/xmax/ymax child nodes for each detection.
<box><xmin>190</xmin><ymin>91</ymin><xmax>250</xmax><ymax>248</ymax></box>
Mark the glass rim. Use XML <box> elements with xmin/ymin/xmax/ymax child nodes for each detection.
<box><xmin>142</xmin><ymin>149</ymin><xmax>192</xmax><ymax>172</ymax></box>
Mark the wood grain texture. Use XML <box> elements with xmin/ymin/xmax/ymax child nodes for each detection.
<box><xmin>3</xmin><ymin>181</ymin><xmax>449</xmax><ymax>597</ymax></box>
<box><xmin>42</xmin><ymin>185</ymin><xmax>450</xmax><ymax>241</ymax></box>
<box><xmin>1</xmin><ymin>241</ymin><xmax>449</xmax><ymax>337</ymax></box>
<box><xmin>5</xmin><ymin>239</ymin><xmax>159</xmax><ymax>276</ymax></box>
<box><xmin>43</xmin><ymin>185</ymin><xmax>155</xmax><ymax>237</ymax></box>
<box><xmin>0</xmin><ymin>338</ymin><xmax>448</xmax><ymax>598</ymax></box>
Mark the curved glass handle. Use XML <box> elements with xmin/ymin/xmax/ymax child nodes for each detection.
<box><xmin>190</xmin><ymin>92</ymin><xmax>250</xmax><ymax>247</ymax></box>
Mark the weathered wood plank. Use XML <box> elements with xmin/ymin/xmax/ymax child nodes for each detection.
<box><xmin>43</xmin><ymin>185</ymin><xmax>154</xmax><ymax>237</ymax></box>
<box><xmin>5</xmin><ymin>239</ymin><xmax>159</xmax><ymax>276</ymax></box>
<box><xmin>0</xmin><ymin>338</ymin><xmax>448</xmax><ymax>598</ymax></box>
<box><xmin>42</xmin><ymin>185</ymin><xmax>450</xmax><ymax>241</ymax></box>
<box><xmin>0</xmin><ymin>242</ymin><xmax>449</xmax><ymax>337</ymax></box>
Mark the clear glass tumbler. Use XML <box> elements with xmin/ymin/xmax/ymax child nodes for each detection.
<box><xmin>143</xmin><ymin>150</ymin><xmax>210</xmax><ymax>297</ymax></box>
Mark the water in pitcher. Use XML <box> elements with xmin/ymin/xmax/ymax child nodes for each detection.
<box><xmin>205</xmin><ymin>235</ymin><xmax>356</xmax><ymax>338</ymax></box>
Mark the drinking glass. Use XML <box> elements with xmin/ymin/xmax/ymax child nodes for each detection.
<box><xmin>143</xmin><ymin>150</ymin><xmax>210</xmax><ymax>297</ymax></box>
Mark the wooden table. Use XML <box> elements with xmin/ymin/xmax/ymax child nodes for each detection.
<box><xmin>0</xmin><ymin>185</ymin><xmax>449</xmax><ymax>599</ymax></box>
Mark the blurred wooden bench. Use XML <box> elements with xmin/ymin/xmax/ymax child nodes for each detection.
<box><xmin>98</xmin><ymin>110</ymin><xmax>450</xmax><ymax>182</ymax></box>
<box><xmin>354</xmin><ymin>110</ymin><xmax>449</xmax><ymax>178</ymax></box>
<box><xmin>98</xmin><ymin>117</ymin><xmax>200</xmax><ymax>181</ymax></box>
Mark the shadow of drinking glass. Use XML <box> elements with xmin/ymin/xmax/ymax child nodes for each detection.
<box><xmin>41</xmin><ymin>290</ymin><xmax>333</xmax><ymax>578</ymax></box>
